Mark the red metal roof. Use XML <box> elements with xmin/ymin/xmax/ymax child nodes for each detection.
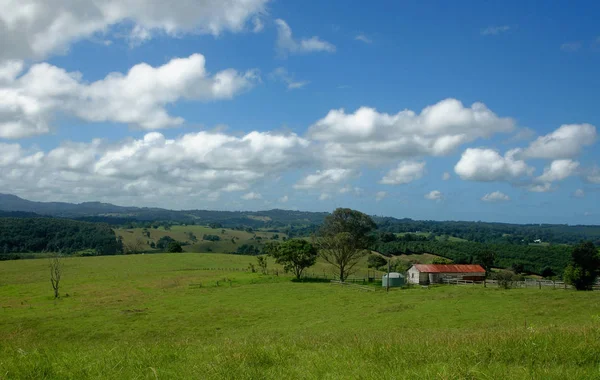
<box><xmin>412</xmin><ymin>264</ymin><xmax>485</xmax><ymax>273</ymax></box>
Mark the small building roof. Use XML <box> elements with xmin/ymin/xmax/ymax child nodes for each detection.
<box><xmin>412</xmin><ymin>264</ymin><xmax>485</xmax><ymax>273</ymax></box>
<box><xmin>383</xmin><ymin>272</ymin><xmax>404</xmax><ymax>278</ymax></box>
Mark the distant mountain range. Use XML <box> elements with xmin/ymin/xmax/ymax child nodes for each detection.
<box><xmin>0</xmin><ymin>194</ymin><xmax>328</xmax><ymax>227</ymax></box>
<box><xmin>2</xmin><ymin>193</ymin><xmax>600</xmax><ymax>245</ymax></box>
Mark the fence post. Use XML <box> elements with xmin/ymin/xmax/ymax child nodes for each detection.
<box><xmin>538</xmin><ymin>281</ymin><xmax>541</xmax><ymax>290</ymax></box>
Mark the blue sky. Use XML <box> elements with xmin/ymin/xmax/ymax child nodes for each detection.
<box><xmin>0</xmin><ymin>0</ymin><xmax>599</xmax><ymax>224</ymax></box>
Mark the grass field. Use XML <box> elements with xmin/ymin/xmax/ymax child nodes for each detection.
<box><xmin>1</xmin><ymin>253</ymin><xmax>600</xmax><ymax>379</ymax></box>
<box><xmin>115</xmin><ymin>225</ymin><xmax>285</xmax><ymax>253</ymax></box>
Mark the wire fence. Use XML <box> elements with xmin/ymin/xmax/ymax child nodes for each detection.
<box><xmin>442</xmin><ymin>278</ymin><xmax>600</xmax><ymax>290</ymax></box>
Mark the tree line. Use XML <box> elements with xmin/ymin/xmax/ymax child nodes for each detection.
<box><xmin>376</xmin><ymin>218</ymin><xmax>600</xmax><ymax>245</ymax></box>
<box><xmin>0</xmin><ymin>217</ymin><xmax>121</xmax><ymax>258</ymax></box>
<box><xmin>370</xmin><ymin>239</ymin><xmax>571</xmax><ymax>275</ymax></box>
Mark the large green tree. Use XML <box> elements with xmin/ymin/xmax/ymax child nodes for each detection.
<box><xmin>167</xmin><ymin>241</ymin><xmax>183</xmax><ymax>253</ymax></box>
<box><xmin>475</xmin><ymin>251</ymin><xmax>496</xmax><ymax>277</ymax></box>
<box><xmin>314</xmin><ymin>208</ymin><xmax>377</xmax><ymax>282</ymax></box>
<box><xmin>564</xmin><ymin>241</ymin><xmax>600</xmax><ymax>290</ymax></box>
<box><xmin>268</xmin><ymin>239</ymin><xmax>318</xmax><ymax>280</ymax></box>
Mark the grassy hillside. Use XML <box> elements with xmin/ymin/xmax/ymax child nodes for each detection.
<box><xmin>1</xmin><ymin>253</ymin><xmax>600</xmax><ymax>379</ymax></box>
<box><xmin>115</xmin><ymin>225</ymin><xmax>286</xmax><ymax>253</ymax></box>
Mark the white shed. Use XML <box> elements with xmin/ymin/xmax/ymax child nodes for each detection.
<box><xmin>407</xmin><ymin>264</ymin><xmax>486</xmax><ymax>285</ymax></box>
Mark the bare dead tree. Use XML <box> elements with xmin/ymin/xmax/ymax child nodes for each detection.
<box><xmin>124</xmin><ymin>237</ymin><xmax>145</xmax><ymax>254</ymax></box>
<box><xmin>49</xmin><ymin>253</ymin><xmax>63</xmax><ymax>299</ymax></box>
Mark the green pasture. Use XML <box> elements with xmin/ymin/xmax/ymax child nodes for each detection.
<box><xmin>115</xmin><ymin>225</ymin><xmax>285</xmax><ymax>253</ymax></box>
<box><xmin>1</xmin><ymin>253</ymin><xmax>600</xmax><ymax>379</ymax></box>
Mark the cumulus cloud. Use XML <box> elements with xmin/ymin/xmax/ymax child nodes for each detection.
<box><xmin>275</xmin><ymin>19</ymin><xmax>335</xmax><ymax>56</ymax></box>
<box><xmin>424</xmin><ymin>190</ymin><xmax>443</xmax><ymax>201</ymax></box>
<box><xmin>278</xmin><ymin>195</ymin><xmax>289</xmax><ymax>203</ymax></box>
<box><xmin>270</xmin><ymin>67</ymin><xmax>309</xmax><ymax>90</ymax></box>
<box><xmin>380</xmin><ymin>161</ymin><xmax>425</xmax><ymax>185</ymax></box>
<box><xmin>338</xmin><ymin>186</ymin><xmax>364</xmax><ymax>196</ymax></box>
<box><xmin>481</xmin><ymin>25</ymin><xmax>511</xmax><ymax>36</ymax></box>
<box><xmin>0</xmin><ymin>60</ymin><xmax>23</xmax><ymax>83</ymax></box>
<box><xmin>454</xmin><ymin>148</ymin><xmax>533</xmax><ymax>182</ymax></box>
<box><xmin>536</xmin><ymin>159</ymin><xmax>579</xmax><ymax>183</ymax></box>
<box><xmin>252</xmin><ymin>17</ymin><xmax>265</xmax><ymax>33</ymax></box>
<box><xmin>0</xmin><ymin>0</ymin><xmax>269</xmax><ymax>62</ymax></box>
<box><xmin>523</xmin><ymin>124</ymin><xmax>596</xmax><ymax>159</ymax></box>
<box><xmin>527</xmin><ymin>183</ymin><xmax>553</xmax><ymax>193</ymax></box>
<box><xmin>309</xmin><ymin>98</ymin><xmax>515</xmax><ymax>166</ymax></box>
<box><xmin>294</xmin><ymin>169</ymin><xmax>355</xmax><ymax>189</ymax></box>
<box><xmin>561</xmin><ymin>42</ymin><xmax>582</xmax><ymax>52</ymax></box>
<box><xmin>574</xmin><ymin>189</ymin><xmax>585</xmax><ymax>198</ymax></box>
<box><xmin>481</xmin><ymin>191</ymin><xmax>510</xmax><ymax>202</ymax></box>
<box><xmin>0</xmin><ymin>54</ymin><xmax>258</xmax><ymax>138</ymax></box>
<box><xmin>242</xmin><ymin>192</ymin><xmax>262</xmax><ymax>200</ymax></box>
<box><xmin>375</xmin><ymin>191</ymin><xmax>387</xmax><ymax>201</ymax></box>
<box><xmin>585</xmin><ymin>167</ymin><xmax>600</xmax><ymax>184</ymax></box>
<box><xmin>0</xmin><ymin>130</ymin><xmax>311</xmax><ymax>205</ymax></box>
<box><xmin>355</xmin><ymin>34</ymin><xmax>372</xmax><ymax>43</ymax></box>
<box><xmin>319</xmin><ymin>193</ymin><xmax>331</xmax><ymax>201</ymax></box>
<box><xmin>442</xmin><ymin>172</ymin><xmax>451</xmax><ymax>180</ymax></box>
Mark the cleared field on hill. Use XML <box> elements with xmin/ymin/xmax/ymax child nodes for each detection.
<box><xmin>115</xmin><ymin>225</ymin><xmax>286</xmax><ymax>253</ymax></box>
<box><xmin>1</xmin><ymin>253</ymin><xmax>600</xmax><ymax>379</ymax></box>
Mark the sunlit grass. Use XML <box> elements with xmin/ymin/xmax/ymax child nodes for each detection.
<box><xmin>1</xmin><ymin>253</ymin><xmax>599</xmax><ymax>379</ymax></box>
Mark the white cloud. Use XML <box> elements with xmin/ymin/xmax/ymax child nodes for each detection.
<box><xmin>294</xmin><ymin>169</ymin><xmax>355</xmax><ymax>189</ymax></box>
<box><xmin>424</xmin><ymin>190</ymin><xmax>443</xmax><ymax>201</ymax></box>
<box><xmin>523</xmin><ymin>124</ymin><xmax>596</xmax><ymax>159</ymax></box>
<box><xmin>0</xmin><ymin>54</ymin><xmax>258</xmax><ymax>138</ymax></box>
<box><xmin>319</xmin><ymin>193</ymin><xmax>331</xmax><ymax>201</ymax></box>
<box><xmin>275</xmin><ymin>19</ymin><xmax>336</xmax><ymax>56</ymax></box>
<box><xmin>242</xmin><ymin>192</ymin><xmax>262</xmax><ymax>200</ymax></box>
<box><xmin>310</xmin><ymin>98</ymin><xmax>515</xmax><ymax>166</ymax></box>
<box><xmin>527</xmin><ymin>183</ymin><xmax>553</xmax><ymax>193</ymax></box>
<box><xmin>278</xmin><ymin>195</ymin><xmax>289</xmax><ymax>203</ymax></box>
<box><xmin>375</xmin><ymin>191</ymin><xmax>387</xmax><ymax>201</ymax></box>
<box><xmin>561</xmin><ymin>42</ymin><xmax>582</xmax><ymax>52</ymax></box>
<box><xmin>0</xmin><ymin>60</ymin><xmax>23</xmax><ymax>83</ymax></box>
<box><xmin>442</xmin><ymin>172</ymin><xmax>451</xmax><ymax>180</ymax></box>
<box><xmin>586</xmin><ymin>167</ymin><xmax>600</xmax><ymax>184</ymax></box>
<box><xmin>355</xmin><ymin>34</ymin><xmax>372</xmax><ymax>43</ymax></box>
<box><xmin>481</xmin><ymin>191</ymin><xmax>510</xmax><ymax>202</ymax></box>
<box><xmin>380</xmin><ymin>161</ymin><xmax>425</xmax><ymax>185</ymax></box>
<box><xmin>481</xmin><ymin>25</ymin><xmax>511</xmax><ymax>36</ymax></box>
<box><xmin>0</xmin><ymin>130</ymin><xmax>311</xmax><ymax>206</ymax></box>
<box><xmin>270</xmin><ymin>67</ymin><xmax>309</xmax><ymax>90</ymax></box>
<box><xmin>252</xmin><ymin>17</ymin><xmax>264</xmax><ymax>33</ymax></box>
<box><xmin>536</xmin><ymin>159</ymin><xmax>579</xmax><ymax>183</ymax></box>
<box><xmin>574</xmin><ymin>189</ymin><xmax>585</xmax><ymax>198</ymax></box>
<box><xmin>339</xmin><ymin>185</ymin><xmax>363</xmax><ymax>196</ymax></box>
<box><xmin>0</xmin><ymin>0</ymin><xmax>269</xmax><ymax>62</ymax></box>
<box><xmin>454</xmin><ymin>148</ymin><xmax>533</xmax><ymax>182</ymax></box>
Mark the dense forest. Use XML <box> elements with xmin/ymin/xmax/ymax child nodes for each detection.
<box><xmin>0</xmin><ymin>218</ymin><xmax>122</xmax><ymax>259</ymax></box>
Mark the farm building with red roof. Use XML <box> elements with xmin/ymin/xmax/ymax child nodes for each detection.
<box><xmin>407</xmin><ymin>264</ymin><xmax>486</xmax><ymax>285</ymax></box>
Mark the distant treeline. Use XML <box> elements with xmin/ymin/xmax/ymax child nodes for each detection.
<box><xmin>0</xmin><ymin>218</ymin><xmax>122</xmax><ymax>259</ymax></box>
<box><xmin>371</xmin><ymin>239</ymin><xmax>571</xmax><ymax>275</ymax></box>
<box><xmin>376</xmin><ymin>218</ymin><xmax>600</xmax><ymax>245</ymax></box>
